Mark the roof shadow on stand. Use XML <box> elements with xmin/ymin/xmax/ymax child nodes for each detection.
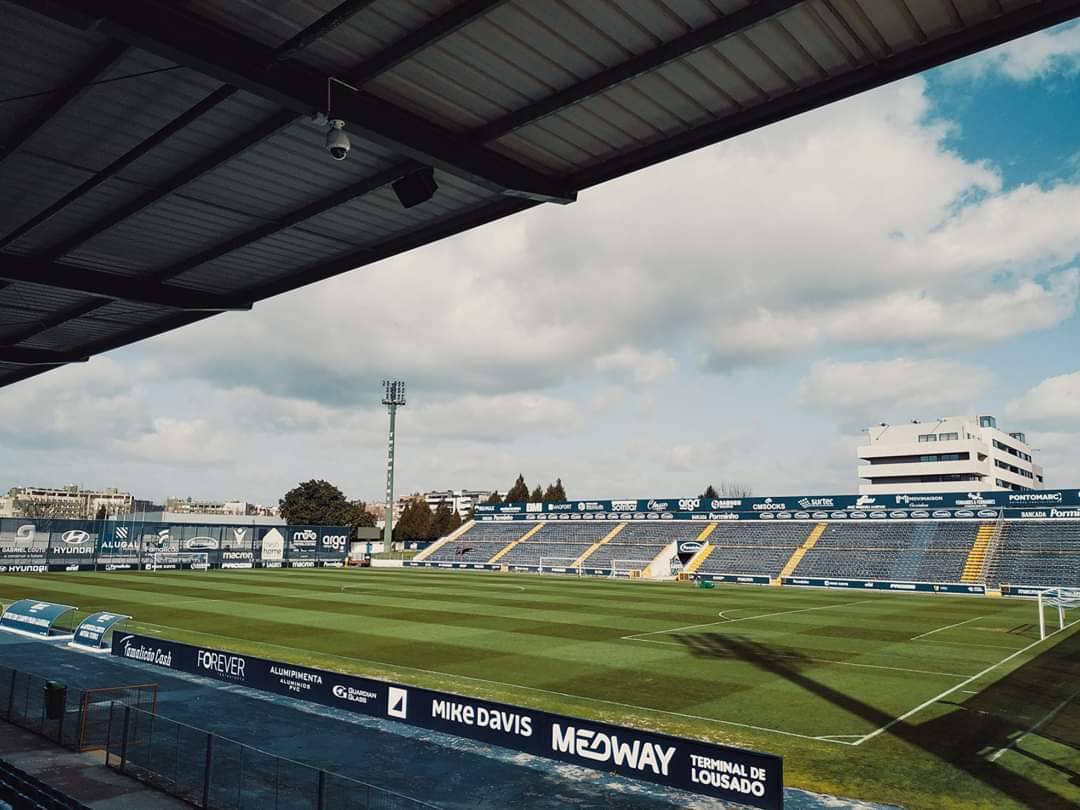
<box><xmin>676</xmin><ymin>630</ymin><xmax>1080</xmax><ymax>808</ymax></box>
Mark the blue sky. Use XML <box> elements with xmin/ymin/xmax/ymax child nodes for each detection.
<box><xmin>2</xmin><ymin>21</ymin><xmax>1080</xmax><ymax>506</ymax></box>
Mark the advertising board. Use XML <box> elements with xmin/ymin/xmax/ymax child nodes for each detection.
<box><xmin>113</xmin><ymin>633</ymin><xmax>783</xmax><ymax>808</ymax></box>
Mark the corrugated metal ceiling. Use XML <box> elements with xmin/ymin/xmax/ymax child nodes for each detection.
<box><xmin>0</xmin><ymin>0</ymin><xmax>1076</xmax><ymax>387</ymax></box>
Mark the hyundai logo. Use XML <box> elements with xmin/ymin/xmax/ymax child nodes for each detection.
<box><xmin>61</xmin><ymin>530</ymin><xmax>90</xmax><ymax>545</ymax></box>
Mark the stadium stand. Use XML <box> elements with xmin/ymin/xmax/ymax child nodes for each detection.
<box><xmin>697</xmin><ymin>523</ymin><xmax>810</xmax><ymax>577</ymax></box>
<box><xmin>987</xmin><ymin>522</ymin><xmax>1080</xmax><ymax>588</ymax></box>
<box><xmin>499</xmin><ymin>523</ymin><xmax>610</xmax><ymax>567</ymax></box>
<box><xmin>428</xmin><ymin>514</ymin><xmax>1080</xmax><ymax>590</ymax></box>
<box><xmin>0</xmin><ymin>759</ymin><xmax>91</xmax><ymax>810</ymax></box>
<box><xmin>583</xmin><ymin>523</ymin><xmax>692</xmax><ymax>570</ymax></box>
<box><xmin>424</xmin><ymin>522</ymin><xmax>526</xmax><ymax>563</ymax></box>
<box><xmin>793</xmin><ymin>523</ymin><xmax>981</xmax><ymax>581</ymax></box>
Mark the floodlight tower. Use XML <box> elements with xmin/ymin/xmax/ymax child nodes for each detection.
<box><xmin>381</xmin><ymin>380</ymin><xmax>406</xmax><ymax>552</ymax></box>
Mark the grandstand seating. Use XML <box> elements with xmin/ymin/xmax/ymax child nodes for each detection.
<box><xmin>697</xmin><ymin>523</ymin><xmax>809</xmax><ymax>576</ymax></box>
<box><xmin>793</xmin><ymin>522</ymin><xmax>980</xmax><ymax>581</ymax></box>
<box><xmin>987</xmin><ymin>522</ymin><xmax>1080</xmax><ymax>588</ymax></box>
<box><xmin>0</xmin><ymin>759</ymin><xmax>91</xmax><ymax>810</ymax></box>
<box><xmin>499</xmin><ymin>523</ymin><xmax>610</xmax><ymax>566</ymax></box>
<box><xmin>583</xmin><ymin>522</ymin><xmax>691</xmax><ymax>569</ymax></box>
<box><xmin>427</xmin><ymin>517</ymin><xmax>1080</xmax><ymax>589</ymax></box>
<box><xmin>424</xmin><ymin>522</ymin><xmax>525</xmax><ymax>563</ymax></box>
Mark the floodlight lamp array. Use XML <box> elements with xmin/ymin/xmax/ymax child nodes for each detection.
<box><xmin>382</xmin><ymin>379</ymin><xmax>406</xmax><ymax>406</ymax></box>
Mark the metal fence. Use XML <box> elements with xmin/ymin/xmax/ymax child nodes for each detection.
<box><xmin>1</xmin><ymin>665</ymin><xmax>83</xmax><ymax>749</ymax></box>
<box><xmin>105</xmin><ymin>705</ymin><xmax>439</xmax><ymax>810</ymax></box>
<box><xmin>0</xmin><ymin>664</ymin><xmax>158</xmax><ymax>752</ymax></box>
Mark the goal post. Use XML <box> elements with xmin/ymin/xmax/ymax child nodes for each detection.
<box><xmin>148</xmin><ymin>551</ymin><xmax>209</xmax><ymax>571</ymax></box>
<box><xmin>539</xmin><ymin>557</ymin><xmax>582</xmax><ymax>576</ymax></box>
<box><xmin>610</xmin><ymin>559</ymin><xmax>653</xmax><ymax>579</ymax></box>
<box><xmin>1037</xmin><ymin>587</ymin><xmax>1080</xmax><ymax>640</ymax></box>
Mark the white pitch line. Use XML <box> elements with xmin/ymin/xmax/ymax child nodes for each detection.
<box><xmin>909</xmin><ymin>638</ymin><xmax>1021</xmax><ymax>651</ymax></box>
<box><xmin>855</xmin><ymin>630</ymin><xmax>1072</xmax><ymax>746</ymax></box>
<box><xmin>622</xmin><ymin>599</ymin><xmax>876</xmax><ymax>641</ymax></box>
<box><xmin>623</xmin><ymin>636</ymin><xmax>969</xmax><ymax>678</ymax></box>
<box><xmin>910</xmin><ymin>615</ymin><xmax>985</xmax><ymax>641</ymax></box>
<box><xmin>131</xmin><ymin>620</ymin><xmax>855</xmax><ymax>745</ymax></box>
<box><xmin>989</xmin><ymin>688</ymin><xmax>1080</xmax><ymax>762</ymax></box>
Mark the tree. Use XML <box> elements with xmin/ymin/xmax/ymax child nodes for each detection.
<box><xmin>14</xmin><ymin>498</ymin><xmax>61</xmax><ymax>519</ymax></box>
<box><xmin>483</xmin><ymin>491</ymin><xmax>502</xmax><ymax>505</ymax></box>
<box><xmin>94</xmin><ymin>504</ymin><xmax>108</xmax><ymax>520</ymax></box>
<box><xmin>542</xmin><ymin>478</ymin><xmax>567</xmax><ymax>502</ymax></box>
<box><xmin>719</xmin><ymin>481</ymin><xmax>753</xmax><ymax>497</ymax></box>
<box><xmin>349</xmin><ymin>500</ymin><xmax>376</xmax><ymax>529</ymax></box>
<box><xmin>395</xmin><ymin>499</ymin><xmax>434</xmax><ymax>543</ymax></box>
<box><xmin>504</xmin><ymin>474</ymin><xmax>530</xmax><ymax>503</ymax></box>
<box><xmin>529</xmin><ymin>485</ymin><xmax>544</xmax><ymax>502</ymax></box>
<box><xmin>702</xmin><ymin>484</ymin><xmax>719</xmax><ymax>499</ymax></box>
<box><xmin>431</xmin><ymin>502</ymin><xmax>459</xmax><ymax>539</ymax></box>
<box><xmin>279</xmin><ymin>480</ymin><xmax>358</xmax><ymax>526</ymax></box>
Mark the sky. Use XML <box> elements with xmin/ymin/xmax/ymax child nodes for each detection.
<box><xmin>3</xmin><ymin>21</ymin><xmax>1080</xmax><ymax>507</ymax></box>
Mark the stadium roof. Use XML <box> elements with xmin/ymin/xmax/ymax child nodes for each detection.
<box><xmin>1</xmin><ymin>0</ymin><xmax>1077</xmax><ymax>389</ymax></box>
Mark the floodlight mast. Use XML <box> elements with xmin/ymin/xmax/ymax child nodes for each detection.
<box><xmin>382</xmin><ymin>380</ymin><xmax>406</xmax><ymax>554</ymax></box>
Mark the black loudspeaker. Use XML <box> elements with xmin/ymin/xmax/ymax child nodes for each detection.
<box><xmin>393</xmin><ymin>167</ymin><xmax>438</xmax><ymax>208</ymax></box>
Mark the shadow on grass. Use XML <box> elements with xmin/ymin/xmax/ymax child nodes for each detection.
<box><xmin>676</xmin><ymin>629</ymin><xmax>1079</xmax><ymax>807</ymax></box>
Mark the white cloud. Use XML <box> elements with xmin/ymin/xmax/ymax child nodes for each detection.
<box><xmin>946</xmin><ymin>21</ymin><xmax>1080</xmax><ymax>82</ymax></box>
<box><xmin>799</xmin><ymin>358</ymin><xmax>995</xmax><ymax>428</ymax></box>
<box><xmin>140</xmin><ymin>74</ymin><xmax>1080</xmax><ymax>395</ymax></box>
<box><xmin>1007</xmin><ymin>371</ymin><xmax>1080</xmax><ymax>428</ymax></box>
<box><xmin>594</xmin><ymin>347</ymin><xmax>676</xmax><ymax>385</ymax></box>
<box><xmin>0</xmin><ymin>359</ymin><xmax>152</xmax><ymax>448</ymax></box>
<box><xmin>409</xmin><ymin>393</ymin><xmax>583</xmax><ymax>441</ymax></box>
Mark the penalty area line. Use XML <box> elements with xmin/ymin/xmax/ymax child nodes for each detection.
<box><xmin>130</xmin><ymin>620</ymin><xmax>854</xmax><ymax>746</ymax></box>
<box><xmin>854</xmin><ymin>627</ymin><xmax>1076</xmax><ymax>747</ymax></box>
<box><xmin>910</xmin><ymin>615</ymin><xmax>985</xmax><ymax>640</ymax></box>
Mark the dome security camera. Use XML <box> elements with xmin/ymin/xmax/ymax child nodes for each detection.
<box><xmin>326</xmin><ymin>119</ymin><xmax>350</xmax><ymax>160</ymax></box>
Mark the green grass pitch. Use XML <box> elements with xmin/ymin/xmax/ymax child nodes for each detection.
<box><xmin>1</xmin><ymin>568</ymin><xmax>1077</xmax><ymax>809</ymax></box>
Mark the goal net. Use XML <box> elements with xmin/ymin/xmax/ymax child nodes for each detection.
<box><xmin>1037</xmin><ymin>586</ymin><xmax>1080</xmax><ymax>640</ymax></box>
<box><xmin>148</xmin><ymin>551</ymin><xmax>209</xmax><ymax>571</ymax></box>
<box><xmin>610</xmin><ymin>559</ymin><xmax>652</xmax><ymax>579</ymax></box>
<box><xmin>539</xmin><ymin>557</ymin><xmax>582</xmax><ymax>576</ymax></box>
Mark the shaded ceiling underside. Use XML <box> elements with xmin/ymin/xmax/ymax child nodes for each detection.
<box><xmin>1</xmin><ymin>0</ymin><xmax>1077</xmax><ymax>388</ymax></box>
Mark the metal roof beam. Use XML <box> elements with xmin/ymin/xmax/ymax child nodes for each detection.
<box><xmin>145</xmin><ymin>162</ymin><xmax>419</xmax><ymax>283</ymax></box>
<box><xmin>569</xmin><ymin>0</ymin><xmax>1080</xmax><ymax>190</ymax></box>
<box><xmin>1</xmin><ymin>0</ymin><xmax>379</xmax><ymax>252</ymax></box>
<box><xmin>38</xmin><ymin>111</ymin><xmax>295</xmax><ymax>261</ymax></box>
<box><xmin>0</xmin><ymin>348</ymin><xmax>88</xmax><ymax>366</ymax></box>
<box><xmin>22</xmin><ymin>0</ymin><xmax>574</xmax><ymax>204</ymax></box>
<box><xmin>0</xmin><ymin>41</ymin><xmax>128</xmax><ymax>165</ymax></box>
<box><xmin>0</xmin><ymin>256</ymin><xmax>251</xmax><ymax>311</ymax></box>
<box><xmin>0</xmin><ymin>86</ymin><xmax>240</xmax><ymax>251</ymax></box>
<box><xmin>344</xmin><ymin>0</ymin><xmax>508</xmax><ymax>84</ymax></box>
<box><xmin>472</xmin><ymin>0</ymin><xmax>803</xmax><ymax>143</ymax></box>
<box><xmin>270</xmin><ymin>0</ymin><xmax>379</xmax><ymax>63</ymax></box>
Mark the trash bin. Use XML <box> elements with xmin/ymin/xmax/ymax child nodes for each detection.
<box><xmin>43</xmin><ymin>680</ymin><xmax>66</xmax><ymax>721</ymax></box>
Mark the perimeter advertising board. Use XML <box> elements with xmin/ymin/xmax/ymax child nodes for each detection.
<box><xmin>0</xmin><ymin>518</ymin><xmax>348</xmax><ymax>574</ymax></box>
<box><xmin>113</xmin><ymin>633</ymin><xmax>783</xmax><ymax>809</ymax></box>
<box><xmin>782</xmin><ymin>577</ymin><xmax>986</xmax><ymax>595</ymax></box>
<box><xmin>474</xmin><ymin>489</ymin><xmax>1080</xmax><ymax>522</ymax></box>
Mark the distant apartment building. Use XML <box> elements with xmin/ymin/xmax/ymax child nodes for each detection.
<box><xmin>858</xmin><ymin>415</ymin><xmax>1044</xmax><ymax>495</ymax></box>
<box><xmin>164</xmin><ymin>497</ymin><xmax>278</xmax><ymax>517</ymax></box>
<box><xmin>391</xmin><ymin>489</ymin><xmax>504</xmax><ymax>522</ymax></box>
<box><xmin>2</xmin><ymin>485</ymin><xmax>134</xmax><ymax>519</ymax></box>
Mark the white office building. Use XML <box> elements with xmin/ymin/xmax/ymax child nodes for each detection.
<box><xmin>858</xmin><ymin>415</ymin><xmax>1044</xmax><ymax>495</ymax></box>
